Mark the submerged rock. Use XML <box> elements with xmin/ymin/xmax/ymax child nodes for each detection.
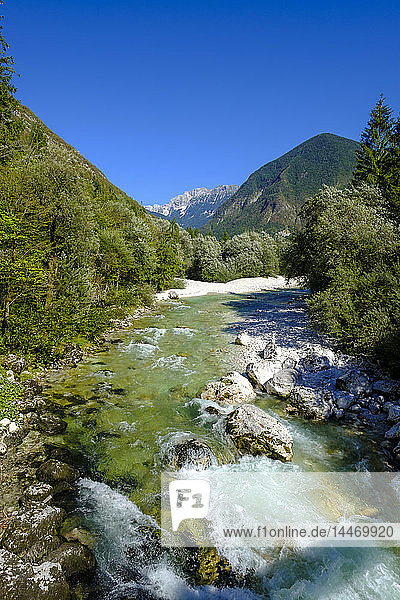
<box><xmin>36</xmin><ymin>459</ymin><xmax>79</xmax><ymax>485</ymax></box>
<box><xmin>172</xmin><ymin>439</ymin><xmax>215</xmax><ymax>470</ymax></box>
<box><xmin>46</xmin><ymin>542</ymin><xmax>95</xmax><ymax>578</ymax></box>
<box><xmin>287</xmin><ymin>386</ymin><xmax>334</xmax><ymax>421</ymax></box>
<box><xmin>225</xmin><ymin>403</ymin><xmax>293</xmax><ymax>462</ymax></box>
<box><xmin>37</xmin><ymin>413</ymin><xmax>68</xmax><ymax>435</ymax></box>
<box><xmin>201</xmin><ymin>371</ymin><xmax>255</xmax><ymax>406</ymax></box>
<box><xmin>265</xmin><ymin>368</ymin><xmax>300</xmax><ymax>398</ymax></box>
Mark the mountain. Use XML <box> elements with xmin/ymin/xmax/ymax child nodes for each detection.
<box><xmin>204</xmin><ymin>133</ymin><xmax>360</xmax><ymax>236</ymax></box>
<box><xmin>18</xmin><ymin>104</ymin><xmax>143</xmax><ymax>210</ymax></box>
<box><xmin>146</xmin><ymin>184</ymin><xmax>239</xmax><ymax>228</ymax></box>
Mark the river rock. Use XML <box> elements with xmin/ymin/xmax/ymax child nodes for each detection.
<box><xmin>201</xmin><ymin>371</ymin><xmax>255</xmax><ymax>406</ymax></box>
<box><xmin>22</xmin><ymin>379</ymin><xmax>43</xmax><ymax>400</ymax></box>
<box><xmin>172</xmin><ymin>439</ymin><xmax>215</xmax><ymax>470</ymax></box>
<box><xmin>373</xmin><ymin>379</ymin><xmax>400</xmax><ymax>397</ymax></box>
<box><xmin>36</xmin><ymin>459</ymin><xmax>79</xmax><ymax>484</ymax></box>
<box><xmin>62</xmin><ymin>343</ymin><xmax>84</xmax><ymax>367</ymax></box>
<box><xmin>262</xmin><ymin>335</ymin><xmax>277</xmax><ymax>359</ymax></box>
<box><xmin>234</xmin><ymin>332</ymin><xmax>252</xmax><ymax>346</ymax></box>
<box><xmin>3</xmin><ymin>353</ymin><xmax>26</xmax><ymax>374</ymax></box>
<box><xmin>287</xmin><ymin>386</ymin><xmax>334</xmax><ymax>421</ymax></box>
<box><xmin>385</xmin><ymin>422</ymin><xmax>400</xmax><ymax>440</ymax></box>
<box><xmin>22</xmin><ymin>483</ymin><xmax>53</xmax><ymax>504</ymax></box>
<box><xmin>63</xmin><ymin>527</ymin><xmax>95</xmax><ymax>548</ymax></box>
<box><xmin>388</xmin><ymin>405</ymin><xmax>400</xmax><ymax>423</ymax></box>
<box><xmin>225</xmin><ymin>403</ymin><xmax>293</xmax><ymax>462</ymax></box>
<box><xmin>336</xmin><ymin>370</ymin><xmax>372</xmax><ymax>397</ymax></box>
<box><xmin>265</xmin><ymin>368</ymin><xmax>300</xmax><ymax>398</ymax></box>
<box><xmin>168</xmin><ymin>291</ymin><xmax>179</xmax><ymax>299</ymax></box>
<box><xmin>334</xmin><ymin>391</ymin><xmax>356</xmax><ymax>411</ymax></box>
<box><xmin>246</xmin><ymin>361</ymin><xmax>280</xmax><ymax>390</ymax></box>
<box><xmin>300</xmin><ymin>349</ymin><xmax>335</xmax><ymax>371</ymax></box>
<box><xmin>2</xmin><ymin>505</ymin><xmax>66</xmax><ymax>556</ymax></box>
<box><xmin>46</xmin><ymin>542</ymin><xmax>95</xmax><ymax>578</ymax></box>
<box><xmin>37</xmin><ymin>413</ymin><xmax>68</xmax><ymax>435</ymax></box>
<box><xmin>0</xmin><ymin>550</ymin><xmax>70</xmax><ymax>600</ymax></box>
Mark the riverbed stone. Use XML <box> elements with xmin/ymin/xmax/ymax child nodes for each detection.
<box><xmin>46</xmin><ymin>542</ymin><xmax>95</xmax><ymax>578</ymax></box>
<box><xmin>300</xmin><ymin>349</ymin><xmax>335</xmax><ymax>371</ymax></box>
<box><xmin>3</xmin><ymin>354</ymin><xmax>26</xmax><ymax>374</ymax></box>
<box><xmin>225</xmin><ymin>403</ymin><xmax>293</xmax><ymax>461</ymax></box>
<box><xmin>388</xmin><ymin>405</ymin><xmax>400</xmax><ymax>422</ymax></box>
<box><xmin>372</xmin><ymin>379</ymin><xmax>400</xmax><ymax>397</ymax></box>
<box><xmin>385</xmin><ymin>422</ymin><xmax>400</xmax><ymax>440</ymax></box>
<box><xmin>336</xmin><ymin>370</ymin><xmax>372</xmax><ymax>397</ymax></box>
<box><xmin>234</xmin><ymin>332</ymin><xmax>252</xmax><ymax>346</ymax></box>
<box><xmin>22</xmin><ymin>483</ymin><xmax>54</xmax><ymax>505</ymax></box>
<box><xmin>36</xmin><ymin>459</ymin><xmax>79</xmax><ymax>484</ymax></box>
<box><xmin>172</xmin><ymin>439</ymin><xmax>215</xmax><ymax>470</ymax></box>
<box><xmin>334</xmin><ymin>391</ymin><xmax>356</xmax><ymax>411</ymax></box>
<box><xmin>2</xmin><ymin>505</ymin><xmax>66</xmax><ymax>556</ymax></box>
<box><xmin>37</xmin><ymin>413</ymin><xmax>68</xmax><ymax>435</ymax></box>
<box><xmin>246</xmin><ymin>361</ymin><xmax>281</xmax><ymax>390</ymax></box>
<box><xmin>201</xmin><ymin>371</ymin><xmax>255</xmax><ymax>406</ymax></box>
<box><xmin>0</xmin><ymin>550</ymin><xmax>70</xmax><ymax>600</ymax></box>
<box><xmin>262</xmin><ymin>335</ymin><xmax>277</xmax><ymax>359</ymax></box>
<box><xmin>287</xmin><ymin>386</ymin><xmax>334</xmax><ymax>421</ymax></box>
<box><xmin>265</xmin><ymin>368</ymin><xmax>300</xmax><ymax>398</ymax></box>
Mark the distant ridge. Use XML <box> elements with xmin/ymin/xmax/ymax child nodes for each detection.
<box><xmin>146</xmin><ymin>184</ymin><xmax>239</xmax><ymax>228</ymax></box>
<box><xmin>204</xmin><ymin>133</ymin><xmax>360</xmax><ymax>236</ymax></box>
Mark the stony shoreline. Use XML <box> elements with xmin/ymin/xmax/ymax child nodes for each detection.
<box><xmin>198</xmin><ymin>288</ymin><xmax>400</xmax><ymax>470</ymax></box>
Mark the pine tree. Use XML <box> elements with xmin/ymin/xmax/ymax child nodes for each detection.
<box><xmin>353</xmin><ymin>95</ymin><xmax>395</xmax><ymax>195</ymax></box>
<box><xmin>389</xmin><ymin>115</ymin><xmax>400</xmax><ymax>211</ymax></box>
<box><xmin>221</xmin><ymin>229</ymin><xmax>230</xmax><ymax>243</ymax></box>
<box><xmin>0</xmin><ymin>7</ymin><xmax>23</xmax><ymax>163</ymax></box>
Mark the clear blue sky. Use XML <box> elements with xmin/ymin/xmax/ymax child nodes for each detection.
<box><xmin>5</xmin><ymin>0</ymin><xmax>400</xmax><ymax>205</ymax></box>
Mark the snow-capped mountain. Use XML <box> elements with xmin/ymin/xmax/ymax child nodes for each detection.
<box><xmin>146</xmin><ymin>185</ymin><xmax>239</xmax><ymax>228</ymax></box>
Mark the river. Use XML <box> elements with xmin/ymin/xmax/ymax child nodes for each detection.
<box><xmin>45</xmin><ymin>290</ymin><xmax>400</xmax><ymax>599</ymax></box>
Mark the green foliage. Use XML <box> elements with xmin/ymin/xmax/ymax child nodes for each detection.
<box><xmin>0</xmin><ymin>376</ymin><xmax>23</xmax><ymax>420</ymax></box>
<box><xmin>185</xmin><ymin>230</ymin><xmax>279</xmax><ymax>283</ymax></box>
<box><xmin>282</xmin><ymin>184</ymin><xmax>400</xmax><ymax>373</ymax></box>
<box><xmin>0</xmin><ymin>9</ymin><xmax>24</xmax><ymax>164</ymax></box>
<box><xmin>353</xmin><ymin>95</ymin><xmax>400</xmax><ymax>213</ymax></box>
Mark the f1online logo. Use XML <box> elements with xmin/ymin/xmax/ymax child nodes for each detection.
<box><xmin>169</xmin><ymin>479</ymin><xmax>210</xmax><ymax>531</ymax></box>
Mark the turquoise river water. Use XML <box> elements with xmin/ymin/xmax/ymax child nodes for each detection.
<box><xmin>45</xmin><ymin>291</ymin><xmax>400</xmax><ymax>600</ymax></box>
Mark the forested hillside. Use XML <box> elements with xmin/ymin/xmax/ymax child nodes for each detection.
<box><xmin>205</xmin><ymin>133</ymin><xmax>359</xmax><ymax>236</ymax></box>
<box><xmin>0</xmin><ymin>21</ymin><xmax>186</xmax><ymax>365</ymax></box>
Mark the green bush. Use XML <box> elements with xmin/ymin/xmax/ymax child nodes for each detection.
<box><xmin>0</xmin><ymin>377</ymin><xmax>23</xmax><ymax>421</ymax></box>
<box><xmin>282</xmin><ymin>184</ymin><xmax>400</xmax><ymax>373</ymax></box>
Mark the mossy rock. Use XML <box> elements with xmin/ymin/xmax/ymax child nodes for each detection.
<box><xmin>226</xmin><ymin>403</ymin><xmax>293</xmax><ymax>462</ymax></box>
